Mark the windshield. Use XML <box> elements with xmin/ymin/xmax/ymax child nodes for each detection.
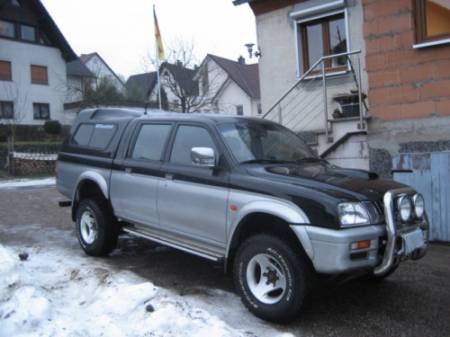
<box><xmin>217</xmin><ymin>121</ymin><xmax>317</xmax><ymax>164</ymax></box>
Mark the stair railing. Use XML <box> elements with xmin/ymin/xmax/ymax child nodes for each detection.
<box><xmin>262</xmin><ymin>50</ymin><xmax>364</xmax><ymax>143</ymax></box>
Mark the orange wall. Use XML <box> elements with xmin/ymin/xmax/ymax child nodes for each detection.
<box><xmin>363</xmin><ymin>0</ymin><xmax>450</xmax><ymax>121</ymax></box>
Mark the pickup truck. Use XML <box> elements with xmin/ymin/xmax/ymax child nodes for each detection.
<box><xmin>57</xmin><ymin>107</ymin><xmax>429</xmax><ymax>323</ymax></box>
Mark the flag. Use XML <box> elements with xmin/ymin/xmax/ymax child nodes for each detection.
<box><xmin>153</xmin><ymin>5</ymin><xmax>165</xmax><ymax>61</ymax></box>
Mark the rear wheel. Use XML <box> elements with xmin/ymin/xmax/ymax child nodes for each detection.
<box><xmin>233</xmin><ymin>234</ymin><xmax>310</xmax><ymax>323</ymax></box>
<box><xmin>76</xmin><ymin>198</ymin><xmax>118</xmax><ymax>256</ymax></box>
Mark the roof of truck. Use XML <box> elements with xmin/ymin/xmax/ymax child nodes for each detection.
<box><xmin>76</xmin><ymin>107</ymin><xmax>265</xmax><ymax>126</ymax></box>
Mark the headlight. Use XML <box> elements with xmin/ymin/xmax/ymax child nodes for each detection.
<box><xmin>397</xmin><ymin>195</ymin><xmax>413</xmax><ymax>222</ymax></box>
<box><xmin>338</xmin><ymin>202</ymin><xmax>370</xmax><ymax>227</ymax></box>
<box><xmin>413</xmin><ymin>194</ymin><xmax>425</xmax><ymax>218</ymax></box>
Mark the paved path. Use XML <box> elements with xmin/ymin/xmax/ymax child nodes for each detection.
<box><xmin>1</xmin><ymin>187</ymin><xmax>450</xmax><ymax>337</ymax></box>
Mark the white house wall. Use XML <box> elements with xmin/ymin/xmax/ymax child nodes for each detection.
<box><xmin>84</xmin><ymin>55</ymin><xmax>123</xmax><ymax>92</ymax></box>
<box><xmin>0</xmin><ymin>39</ymin><xmax>72</xmax><ymax>125</ymax></box>
<box><xmin>215</xmin><ymin>79</ymin><xmax>256</xmax><ymax>116</ymax></box>
<box><xmin>256</xmin><ymin>0</ymin><xmax>368</xmax><ymax>121</ymax></box>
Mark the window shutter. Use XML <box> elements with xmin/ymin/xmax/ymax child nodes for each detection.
<box><xmin>0</xmin><ymin>61</ymin><xmax>12</xmax><ymax>81</ymax></box>
<box><xmin>31</xmin><ymin>65</ymin><xmax>48</xmax><ymax>85</ymax></box>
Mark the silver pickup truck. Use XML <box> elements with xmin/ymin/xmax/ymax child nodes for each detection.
<box><xmin>57</xmin><ymin>108</ymin><xmax>428</xmax><ymax>322</ymax></box>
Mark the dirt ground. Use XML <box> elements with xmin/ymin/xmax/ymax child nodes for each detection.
<box><xmin>1</xmin><ymin>186</ymin><xmax>449</xmax><ymax>337</ymax></box>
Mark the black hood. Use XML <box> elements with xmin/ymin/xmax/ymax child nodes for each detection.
<box><xmin>244</xmin><ymin>161</ymin><xmax>406</xmax><ymax>202</ymax></box>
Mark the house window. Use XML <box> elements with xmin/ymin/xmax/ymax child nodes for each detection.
<box><xmin>415</xmin><ymin>0</ymin><xmax>450</xmax><ymax>43</ymax></box>
<box><xmin>33</xmin><ymin>103</ymin><xmax>50</xmax><ymax>120</ymax></box>
<box><xmin>236</xmin><ymin>105</ymin><xmax>244</xmax><ymax>116</ymax></box>
<box><xmin>0</xmin><ymin>101</ymin><xmax>14</xmax><ymax>119</ymax></box>
<box><xmin>298</xmin><ymin>13</ymin><xmax>348</xmax><ymax>73</ymax></box>
<box><xmin>31</xmin><ymin>65</ymin><xmax>48</xmax><ymax>85</ymax></box>
<box><xmin>0</xmin><ymin>61</ymin><xmax>12</xmax><ymax>81</ymax></box>
<box><xmin>20</xmin><ymin>25</ymin><xmax>36</xmax><ymax>42</ymax></box>
<box><xmin>257</xmin><ymin>103</ymin><xmax>262</xmax><ymax>115</ymax></box>
<box><xmin>0</xmin><ymin>20</ymin><xmax>16</xmax><ymax>38</ymax></box>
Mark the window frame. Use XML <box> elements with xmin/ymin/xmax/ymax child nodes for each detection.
<box><xmin>30</xmin><ymin>65</ymin><xmax>48</xmax><ymax>85</ymax></box>
<box><xmin>166</xmin><ymin>123</ymin><xmax>221</xmax><ymax>168</ymax></box>
<box><xmin>414</xmin><ymin>0</ymin><xmax>450</xmax><ymax>47</ymax></box>
<box><xmin>33</xmin><ymin>103</ymin><xmax>50</xmax><ymax>120</ymax></box>
<box><xmin>20</xmin><ymin>24</ymin><xmax>37</xmax><ymax>42</ymax></box>
<box><xmin>0</xmin><ymin>101</ymin><xmax>14</xmax><ymax>119</ymax></box>
<box><xmin>127</xmin><ymin>122</ymin><xmax>173</xmax><ymax>162</ymax></box>
<box><xmin>295</xmin><ymin>9</ymin><xmax>350</xmax><ymax>77</ymax></box>
<box><xmin>0</xmin><ymin>19</ymin><xmax>16</xmax><ymax>39</ymax></box>
<box><xmin>0</xmin><ymin>60</ymin><xmax>12</xmax><ymax>81</ymax></box>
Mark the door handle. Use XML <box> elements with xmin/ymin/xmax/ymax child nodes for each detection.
<box><xmin>125</xmin><ymin>167</ymin><xmax>132</xmax><ymax>174</ymax></box>
<box><xmin>165</xmin><ymin>173</ymin><xmax>174</xmax><ymax>180</ymax></box>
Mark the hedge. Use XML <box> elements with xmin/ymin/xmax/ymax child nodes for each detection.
<box><xmin>0</xmin><ymin>125</ymin><xmax>70</xmax><ymax>142</ymax></box>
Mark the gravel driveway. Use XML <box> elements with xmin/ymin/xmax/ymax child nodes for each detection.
<box><xmin>1</xmin><ymin>186</ymin><xmax>449</xmax><ymax>337</ymax></box>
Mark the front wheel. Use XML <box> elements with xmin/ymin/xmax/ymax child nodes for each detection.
<box><xmin>233</xmin><ymin>234</ymin><xmax>310</xmax><ymax>323</ymax></box>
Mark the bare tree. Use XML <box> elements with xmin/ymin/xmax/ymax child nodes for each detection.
<box><xmin>142</xmin><ymin>38</ymin><xmax>224</xmax><ymax>113</ymax></box>
<box><xmin>0</xmin><ymin>81</ymin><xmax>29</xmax><ymax>151</ymax></box>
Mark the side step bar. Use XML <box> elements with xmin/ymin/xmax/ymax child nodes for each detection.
<box><xmin>122</xmin><ymin>227</ymin><xmax>225</xmax><ymax>263</ymax></box>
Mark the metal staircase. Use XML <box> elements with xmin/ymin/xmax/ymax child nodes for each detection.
<box><xmin>262</xmin><ymin>50</ymin><xmax>369</xmax><ymax>165</ymax></box>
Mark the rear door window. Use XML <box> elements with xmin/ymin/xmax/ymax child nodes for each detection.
<box><xmin>131</xmin><ymin>124</ymin><xmax>172</xmax><ymax>161</ymax></box>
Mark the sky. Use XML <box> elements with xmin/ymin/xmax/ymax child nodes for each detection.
<box><xmin>41</xmin><ymin>0</ymin><xmax>257</xmax><ymax>80</ymax></box>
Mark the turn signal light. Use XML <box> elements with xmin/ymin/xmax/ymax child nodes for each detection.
<box><xmin>351</xmin><ymin>240</ymin><xmax>371</xmax><ymax>250</ymax></box>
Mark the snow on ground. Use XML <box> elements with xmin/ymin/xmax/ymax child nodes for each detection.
<box><xmin>0</xmin><ymin>177</ymin><xmax>55</xmax><ymax>190</ymax></box>
<box><xmin>0</xmin><ymin>243</ymin><xmax>294</xmax><ymax>337</ymax></box>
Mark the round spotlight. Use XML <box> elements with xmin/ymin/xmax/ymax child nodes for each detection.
<box><xmin>413</xmin><ymin>194</ymin><xmax>425</xmax><ymax>219</ymax></box>
<box><xmin>397</xmin><ymin>196</ymin><xmax>413</xmax><ymax>222</ymax></box>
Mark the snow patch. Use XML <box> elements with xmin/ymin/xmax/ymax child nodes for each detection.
<box><xmin>0</xmin><ymin>244</ymin><xmax>292</xmax><ymax>337</ymax></box>
<box><xmin>0</xmin><ymin>177</ymin><xmax>55</xmax><ymax>190</ymax></box>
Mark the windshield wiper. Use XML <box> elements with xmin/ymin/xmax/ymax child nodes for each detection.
<box><xmin>295</xmin><ymin>157</ymin><xmax>325</xmax><ymax>163</ymax></box>
<box><xmin>239</xmin><ymin>159</ymin><xmax>296</xmax><ymax>165</ymax></box>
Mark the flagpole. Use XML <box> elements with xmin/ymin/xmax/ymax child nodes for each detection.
<box><xmin>155</xmin><ymin>41</ymin><xmax>162</xmax><ymax>110</ymax></box>
<box><xmin>153</xmin><ymin>4</ymin><xmax>162</xmax><ymax>110</ymax></box>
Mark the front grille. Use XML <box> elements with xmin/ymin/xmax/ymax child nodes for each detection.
<box><xmin>364</xmin><ymin>200</ymin><xmax>385</xmax><ymax>224</ymax></box>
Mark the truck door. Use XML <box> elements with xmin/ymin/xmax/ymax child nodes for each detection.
<box><xmin>110</xmin><ymin>122</ymin><xmax>172</xmax><ymax>227</ymax></box>
<box><xmin>157</xmin><ymin>123</ymin><xmax>229</xmax><ymax>246</ymax></box>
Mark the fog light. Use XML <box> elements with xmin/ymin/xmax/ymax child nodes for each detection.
<box><xmin>351</xmin><ymin>240</ymin><xmax>371</xmax><ymax>250</ymax></box>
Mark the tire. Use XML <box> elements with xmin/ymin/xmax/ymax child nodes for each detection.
<box><xmin>233</xmin><ymin>234</ymin><xmax>310</xmax><ymax>323</ymax></box>
<box><xmin>76</xmin><ymin>198</ymin><xmax>118</xmax><ymax>257</ymax></box>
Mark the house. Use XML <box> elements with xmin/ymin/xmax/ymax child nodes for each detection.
<box><xmin>234</xmin><ymin>0</ymin><xmax>370</xmax><ymax>169</ymax></box>
<box><xmin>196</xmin><ymin>54</ymin><xmax>261</xmax><ymax>116</ymax></box>
<box><xmin>234</xmin><ymin>0</ymin><xmax>450</xmax><ymax>173</ymax></box>
<box><xmin>127</xmin><ymin>61</ymin><xmax>199</xmax><ymax>112</ymax></box>
<box><xmin>0</xmin><ymin>0</ymin><xmax>81</xmax><ymax>125</ymax></box>
<box><xmin>80</xmin><ymin>52</ymin><xmax>124</xmax><ymax>92</ymax></box>
<box><xmin>125</xmin><ymin>71</ymin><xmax>158</xmax><ymax>101</ymax></box>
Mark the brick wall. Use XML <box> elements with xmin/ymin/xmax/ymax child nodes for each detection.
<box><xmin>363</xmin><ymin>0</ymin><xmax>450</xmax><ymax>121</ymax></box>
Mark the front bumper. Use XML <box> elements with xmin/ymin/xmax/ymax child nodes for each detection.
<box><xmin>290</xmin><ymin>188</ymin><xmax>429</xmax><ymax>274</ymax></box>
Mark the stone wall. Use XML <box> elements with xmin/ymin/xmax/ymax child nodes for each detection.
<box><xmin>9</xmin><ymin>153</ymin><xmax>57</xmax><ymax>177</ymax></box>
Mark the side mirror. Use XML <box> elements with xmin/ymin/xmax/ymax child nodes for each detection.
<box><xmin>191</xmin><ymin>147</ymin><xmax>216</xmax><ymax>168</ymax></box>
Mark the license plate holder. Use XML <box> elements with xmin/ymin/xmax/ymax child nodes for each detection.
<box><xmin>401</xmin><ymin>228</ymin><xmax>425</xmax><ymax>255</ymax></box>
